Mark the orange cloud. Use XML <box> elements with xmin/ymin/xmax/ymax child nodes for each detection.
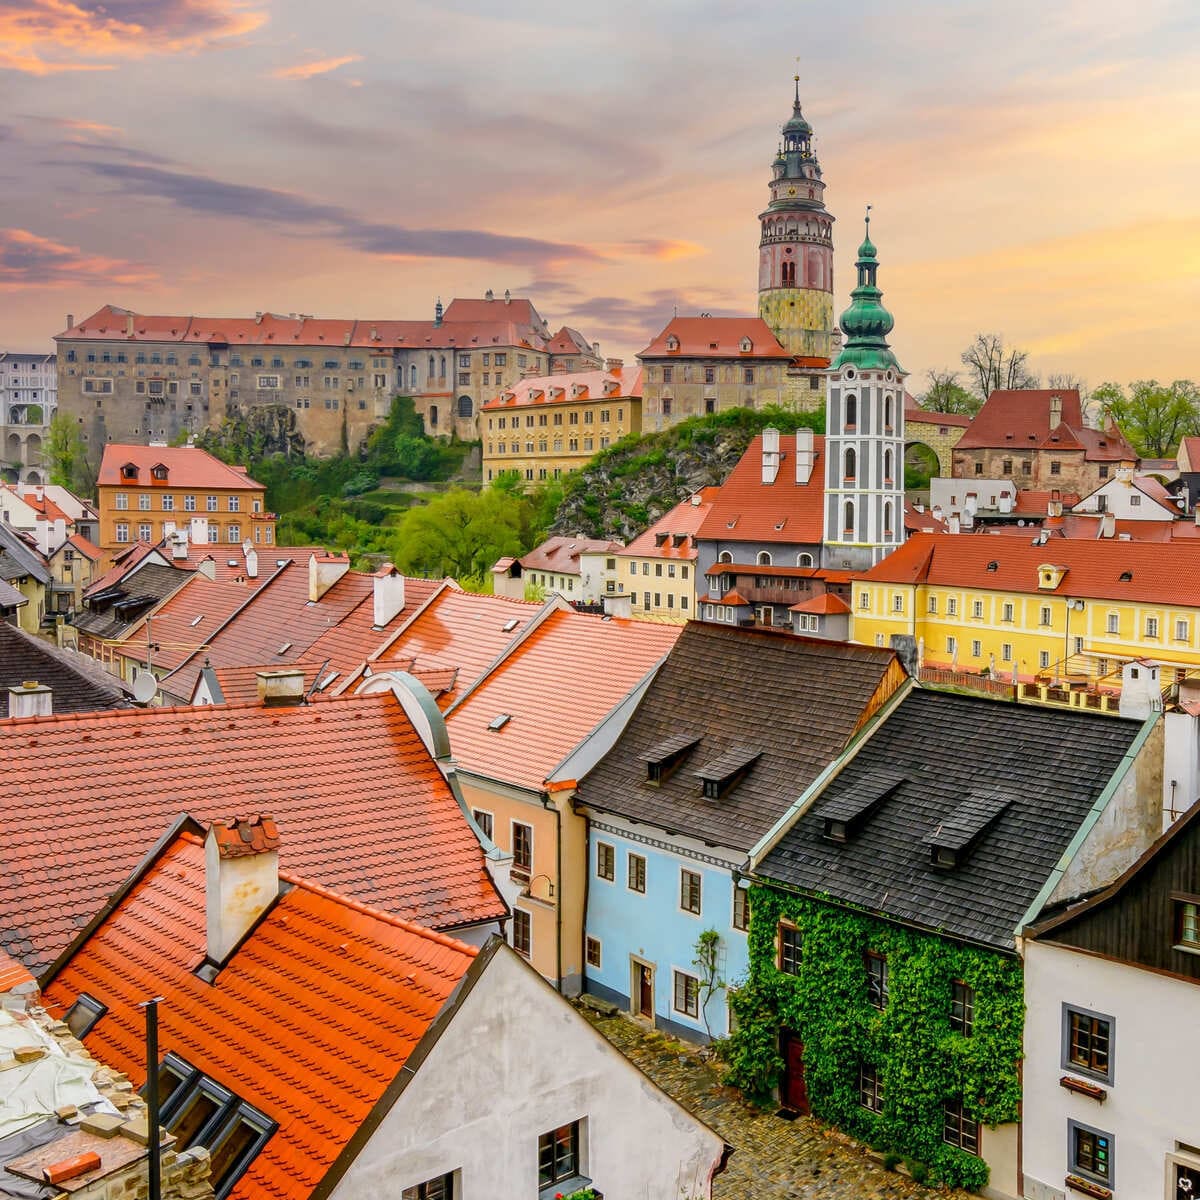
<box><xmin>0</xmin><ymin>228</ymin><xmax>157</xmax><ymax>289</ymax></box>
<box><xmin>272</xmin><ymin>53</ymin><xmax>362</xmax><ymax>81</ymax></box>
<box><xmin>0</xmin><ymin>0</ymin><xmax>266</xmax><ymax>72</ymax></box>
<box><xmin>613</xmin><ymin>238</ymin><xmax>706</xmax><ymax>262</ymax></box>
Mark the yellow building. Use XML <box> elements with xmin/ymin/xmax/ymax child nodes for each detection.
<box><xmin>613</xmin><ymin>488</ymin><xmax>718</xmax><ymax>620</ymax></box>
<box><xmin>481</xmin><ymin>364</ymin><xmax>641</xmax><ymax>484</ymax></box>
<box><xmin>96</xmin><ymin>444</ymin><xmax>273</xmax><ymax>553</ymax></box>
<box><xmin>852</xmin><ymin>533</ymin><xmax>1200</xmax><ymax>687</ymax></box>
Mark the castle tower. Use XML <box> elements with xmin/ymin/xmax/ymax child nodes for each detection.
<box><xmin>758</xmin><ymin>78</ymin><xmax>835</xmax><ymax>362</ymax></box>
<box><xmin>822</xmin><ymin>209</ymin><xmax>906</xmax><ymax>571</ymax></box>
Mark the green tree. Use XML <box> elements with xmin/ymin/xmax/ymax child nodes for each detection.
<box><xmin>45</xmin><ymin>412</ymin><xmax>92</xmax><ymax>493</ymax></box>
<box><xmin>1093</xmin><ymin>379</ymin><xmax>1200</xmax><ymax>457</ymax></box>
<box><xmin>917</xmin><ymin>369</ymin><xmax>980</xmax><ymax>416</ymax></box>
<box><xmin>960</xmin><ymin>333</ymin><xmax>1038</xmax><ymax>400</ymax></box>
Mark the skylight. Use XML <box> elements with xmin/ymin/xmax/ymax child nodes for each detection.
<box><xmin>277</xmin><ymin>642</ymin><xmax>292</xmax><ymax>655</ymax></box>
<box><xmin>488</xmin><ymin>713</ymin><xmax>511</xmax><ymax>731</ymax></box>
<box><xmin>190</xmin><ymin>615</ymin><xmax>203</xmax><ymax>627</ymax></box>
<box><xmin>502</xmin><ymin>618</ymin><xmax>519</xmax><ymax>632</ymax></box>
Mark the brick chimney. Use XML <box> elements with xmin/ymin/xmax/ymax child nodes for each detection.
<box><xmin>604</xmin><ymin>357</ymin><xmax>624</xmax><ymax>373</ymax></box>
<box><xmin>795</xmin><ymin>427</ymin><xmax>814</xmax><ymax>485</ymax></box>
<box><xmin>255</xmin><ymin>669</ymin><xmax>306</xmax><ymax>706</ymax></box>
<box><xmin>8</xmin><ymin>681</ymin><xmax>51</xmax><ymax>719</ymax></box>
<box><xmin>308</xmin><ymin>551</ymin><xmax>350</xmax><ymax>601</ymax></box>
<box><xmin>1049</xmin><ymin>393</ymin><xmax>1063</xmax><ymax>430</ymax></box>
<box><xmin>205</xmin><ymin>817</ymin><xmax>280</xmax><ymax>963</ymax></box>
<box><xmin>761</xmin><ymin>427</ymin><xmax>781</xmax><ymax>485</ymax></box>
<box><xmin>373</xmin><ymin>563</ymin><xmax>406</xmax><ymax>628</ymax></box>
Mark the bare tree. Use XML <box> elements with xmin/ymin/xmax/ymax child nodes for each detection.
<box><xmin>960</xmin><ymin>333</ymin><xmax>1039</xmax><ymax>400</ymax></box>
<box><xmin>918</xmin><ymin>368</ymin><xmax>981</xmax><ymax>416</ymax></box>
<box><xmin>1046</xmin><ymin>372</ymin><xmax>1087</xmax><ymax>395</ymax></box>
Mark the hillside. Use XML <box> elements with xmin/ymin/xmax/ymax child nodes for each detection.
<box><xmin>550</xmin><ymin>406</ymin><xmax>825</xmax><ymax>541</ymax></box>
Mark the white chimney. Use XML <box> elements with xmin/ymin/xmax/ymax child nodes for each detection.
<box><xmin>205</xmin><ymin>817</ymin><xmax>280</xmax><ymax>964</ymax></box>
<box><xmin>761</xmin><ymin>427</ymin><xmax>781</xmax><ymax>485</ymax></box>
<box><xmin>309</xmin><ymin>552</ymin><xmax>350</xmax><ymax>602</ymax></box>
<box><xmin>795</xmin><ymin>427</ymin><xmax>815</xmax><ymax>485</ymax></box>
<box><xmin>1049</xmin><ymin>393</ymin><xmax>1063</xmax><ymax>430</ymax></box>
<box><xmin>125</xmin><ymin>314</ymin><xmax>134</xmax><ymax>337</ymax></box>
<box><xmin>196</xmin><ymin>557</ymin><xmax>216</xmax><ymax>581</ymax></box>
<box><xmin>373</xmin><ymin>564</ymin><xmax>406</xmax><ymax>628</ymax></box>
<box><xmin>1100</xmin><ymin>511</ymin><xmax>1116</xmax><ymax>538</ymax></box>
<box><xmin>190</xmin><ymin>516</ymin><xmax>207</xmax><ymax>546</ymax></box>
<box><xmin>171</xmin><ymin>531</ymin><xmax>189</xmax><ymax>559</ymax></box>
<box><xmin>256</xmin><ymin>669</ymin><xmax>306</xmax><ymax>706</ymax></box>
<box><xmin>948</xmin><ymin>514</ymin><xmax>961</xmax><ymax>534</ymax></box>
<box><xmin>34</xmin><ymin>515</ymin><xmax>49</xmax><ymax>557</ymax></box>
<box><xmin>7</xmin><ymin>681</ymin><xmax>51</xmax><ymax>719</ymax></box>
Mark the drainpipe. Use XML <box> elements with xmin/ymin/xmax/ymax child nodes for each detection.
<box><xmin>541</xmin><ymin>791</ymin><xmax>564</xmax><ymax>993</ymax></box>
<box><xmin>579</xmin><ymin>810</ymin><xmax>592</xmax><ymax>995</ymax></box>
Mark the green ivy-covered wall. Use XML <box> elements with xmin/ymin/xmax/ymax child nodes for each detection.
<box><xmin>726</xmin><ymin>885</ymin><xmax>1024</xmax><ymax>1190</ymax></box>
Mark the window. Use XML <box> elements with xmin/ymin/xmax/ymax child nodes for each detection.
<box><xmin>844</xmin><ymin>446</ymin><xmax>857</xmax><ymax>481</ymax></box>
<box><xmin>1063</xmin><ymin>1005</ymin><xmax>1113</xmax><ymax>1082</ymax></box>
<box><xmin>512</xmin><ymin>822</ymin><xmax>533</xmax><ymax>876</ymax></box>
<box><xmin>115</xmin><ymin>492</ymin><xmax>129</xmax><ymax>510</ymax></box>
<box><xmin>1176</xmin><ymin>619</ymin><xmax>1190</xmax><ymax>642</ymax></box>
<box><xmin>1050</xmin><ymin>460</ymin><xmax>1062</xmax><ymax>476</ymax></box>
<box><xmin>943</xmin><ymin>1100</ymin><xmax>979</xmax><ymax>1155</ymax></box>
<box><xmin>704</xmin><ymin>366</ymin><xmax>715</xmax><ymax>384</ymax></box>
<box><xmin>661</xmin><ymin>366</ymin><xmax>673</xmax><ymax>383</ymax></box>
<box><xmin>971</xmin><ymin>639</ymin><xmax>982</xmax><ymax>658</ymax></box>
<box><xmin>64</xmin><ymin>993</ymin><xmax>107</xmax><ymax>1038</ymax></box>
<box><xmin>859</xmin><ymin>1063</ymin><xmax>883</xmax><ymax>1113</ymax></box>
<box><xmin>1177</xmin><ymin>899</ymin><xmax>1200</xmax><ymax>950</ymax></box>
<box><xmin>950</xmin><ymin>981</ymin><xmax>974</xmax><ymax>1036</ymax></box>
<box><xmin>892</xmin><ymin>593</ymin><xmax>904</xmax><ymax>613</ymax></box>
<box><xmin>537</xmin><ymin>1121</ymin><xmax>580</xmax><ymax>1189</ymax></box>
<box><xmin>401</xmin><ymin>1174</ymin><xmax>453</xmax><ymax>1200</ymax></box>
<box><xmin>845</xmin><ymin>394</ymin><xmax>857</xmax><ymax>428</ymax></box>
<box><xmin>137</xmin><ymin>493</ymin><xmax>152</xmax><ymax>511</ymax></box>
<box><xmin>947</xmin><ymin>598</ymin><xmax>958</xmax><ymax>617</ymax></box>
<box><xmin>865</xmin><ymin>951</ymin><xmax>888</xmax><ymax>1009</ymax></box>
<box><xmin>207</xmin><ymin>495</ymin><xmax>218</xmax><ymax>512</ymax></box>
<box><xmin>1002</xmin><ymin>602</ymin><xmax>1014</xmax><ymax>622</ymax></box>
<box><xmin>1001</xmin><ymin>642</ymin><xmax>1013</xmax><ymax>662</ymax></box>
<box><xmin>778</xmin><ymin>923</ymin><xmax>801</xmax><ymax>975</ymax></box>
<box><xmin>947</xmin><ymin>635</ymin><xmax>957</xmax><ymax>657</ymax></box>
<box><xmin>512</xmin><ymin>908</ymin><xmax>531</xmax><ymax>959</ymax></box>
<box><xmin>627</xmin><ymin>852</ymin><xmax>646</xmax><ymax>893</ymax></box>
<box><xmin>1069</xmin><ymin>1120</ymin><xmax>1113</xmax><ymax>1186</ymax></box>
<box><xmin>256</xmin><ymin>375</ymin><xmax>280</xmax><ymax>390</ymax></box>
<box><xmin>471</xmin><ymin>809</ymin><xmax>493</xmax><ymax>841</ymax></box>
<box><xmin>1039</xmin><ymin>605</ymin><xmax>1051</xmax><ymax>626</ymax></box>
<box><xmin>1039</xmin><ymin>650</ymin><xmax>1051</xmax><ymax>669</ymax></box>
<box><xmin>184</xmin><ymin>495</ymin><xmax>196</xmax><ymax>512</ymax></box>
<box><xmin>162</xmin><ymin>494</ymin><xmax>175</xmax><ymax>511</ymax></box>
<box><xmin>138</xmin><ymin>522</ymin><xmax>153</xmax><ymax>542</ymax></box>
<box><xmin>680</xmin><ymin>869</ymin><xmax>701</xmax><ymax>915</ymax></box>
<box><xmin>1129</xmin><ymin>494</ymin><xmax>1141</xmax><ymax>507</ymax></box>
<box><xmin>859</xmin><ymin>591</ymin><xmax>869</xmax><ymax>610</ymax></box>
<box><xmin>673</xmin><ymin>970</ymin><xmax>700</xmax><ymax>1018</ymax></box>
<box><xmin>585</xmin><ymin>936</ymin><xmax>601</xmax><ymax>968</ymax></box>
<box><xmin>1146</xmin><ymin>616</ymin><xmax>1160</xmax><ymax>638</ymax></box>
<box><xmin>227</xmin><ymin>525</ymin><xmax>241</xmax><ymax>543</ymax></box>
<box><xmin>1107</xmin><ymin>612</ymin><xmax>1119</xmax><ymax>634</ymax></box>
<box><xmin>596</xmin><ymin>842</ymin><xmax>615</xmax><ymax>881</ymax></box>
<box><xmin>733</xmin><ymin>886</ymin><xmax>750</xmax><ymax>931</ymax></box>
<box><xmin>207</xmin><ymin>523</ymin><xmax>219</xmax><ymax>544</ymax></box>
<box><xmin>972</xmin><ymin>599</ymin><xmax>984</xmax><ymax>619</ymax></box>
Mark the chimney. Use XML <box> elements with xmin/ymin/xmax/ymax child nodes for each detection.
<box><xmin>761</xmin><ymin>427</ymin><xmax>781</xmax><ymax>485</ymax></box>
<box><xmin>244</xmin><ymin>547</ymin><xmax>258</xmax><ymax>578</ymax></box>
<box><xmin>7</xmin><ymin>681</ymin><xmax>51</xmax><ymax>719</ymax></box>
<box><xmin>504</xmin><ymin>289</ymin><xmax>511</xmax><ymax>305</ymax></box>
<box><xmin>948</xmin><ymin>514</ymin><xmax>961</xmax><ymax>534</ymax></box>
<box><xmin>196</xmin><ymin>556</ymin><xmax>216</xmax><ymax>581</ymax></box>
<box><xmin>255</xmin><ymin>669</ymin><xmax>306</xmax><ymax>706</ymax></box>
<box><xmin>34</xmin><ymin>515</ymin><xmax>49</xmax><ymax>557</ymax></box>
<box><xmin>604</xmin><ymin>357</ymin><xmax>624</xmax><ymax>373</ymax></box>
<box><xmin>434</xmin><ymin>298</ymin><xmax>443</xmax><ymax>327</ymax></box>
<box><xmin>1047</xmin><ymin>492</ymin><xmax>1064</xmax><ymax>518</ymax></box>
<box><xmin>171</xmin><ymin>531</ymin><xmax>189</xmax><ymax>559</ymax></box>
<box><xmin>592</xmin><ymin>342</ymin><xmax>601</xmax><ymax>358</ymax></box>
<box><xmin>65</xmin><ymin>314</ymin><xmax>74</xmax><ymax>330</ymax></box>
<box><xmin>794</xmin><ymin>426</ymin><xmax>814</xmax><ymax>484</ymax></box>
<box><xmin>190</xmin><ymin>515</ymin><xmax>208</xmax><ymax>545</ymax></box>
<box><xmin>1100</xmin><ymin>510</ymin><xmax>1116</xmax><ymax>538</ymax></box>
<box><xmin>309</xmin><ymin>552</ymin><xmax>350</xmax><ymax>601</ymax></box>
<box><xmin>205</xmin><ymin>817</ymin><xmax>280</xmax><ymax>963</ymax></box>
<box><xmin>1049</xmin><ymin>393</ymin><xmax>1063</xmax><ymax>430</ymax></box>
<box><xmin>485</xmin><ymin>288</ymin><xmax>494</xmax><ymax>301</ymax></box>
<box><xmin>125</xmin><ymin>314</ymin><xmax>134</xmax><ymax>337</ymax></box>
<box><xmin>373</xmin><ymin>563</ymin><xmax>406</xmax><ymax>627</ymax></box>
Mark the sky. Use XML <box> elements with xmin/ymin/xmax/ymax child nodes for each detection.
<box><xmin>1</xmin><ymin>0</ymin><xmax>1198</xmax><ymax>390</ymax></box>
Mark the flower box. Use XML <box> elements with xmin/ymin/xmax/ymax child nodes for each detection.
<box><xmin>1064</xmin><ymin>1174</ymin><xmax>1111</xmax><ymax>1199</ymax></box>
<box><xmin>1059</xmin><ymin>1074</ymin><xmax>1107</xmax><ymax>1102</ymax></box>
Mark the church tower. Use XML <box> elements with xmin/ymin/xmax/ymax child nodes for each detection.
<box><xmin>822</xmin><ymin>210</ymin><xmax>906</xmax><ymax>571</ymax></box>
<box><xmin>758</xmin><ymin>79</ymin><xmax>835</xmax><ymax>362</ymax></box>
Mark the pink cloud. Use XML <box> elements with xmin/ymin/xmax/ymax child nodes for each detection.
<box><xmin>0</xmin><ymin>227</ymin><xmax>158</xmax><ymax>288</ymax></box>
<box><xmin>272</xmin><ymin>53</ymin><xmax>362</xmax><ymax>81</ymax></box>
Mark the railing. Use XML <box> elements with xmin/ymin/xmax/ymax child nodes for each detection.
<box><xmin>918</xmin><ymin>667</ymin><xmax>1119</xmax><ymax>714</ymax></box>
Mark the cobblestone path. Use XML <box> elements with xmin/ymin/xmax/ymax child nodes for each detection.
<box><xmin>579</xmin><ymin>1006</ymin><xmax>974</xmax><ymax>1200</ymax></box>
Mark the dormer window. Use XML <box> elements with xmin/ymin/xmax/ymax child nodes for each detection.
<box><xmin>819</xmin><ymin>770</ymin><xmax>905</xmax><ymax>843</ymax></box>
<box><xmin>924</xmin><ymin>790</ymin><xmax>1013</xmax><ymax>870</ymax></box>
<box><xmin>151</xmin><ymin>463</ymin><xmax>168</xmax><ymax>481</ymax></box>
<box><xmin>641</xmin><ymin>733</ymin><xmax>700</xmax><ymax>784</ymax></box>
<box><xmin>655</xmin><ymin>533</ymin><xmax>668</xmax><ymax>547</ymax></box>
<box><xmin>121</xmin><ymin>462</ymin><xmax>139</xmax><ymax>480</ymax></box>
<box><xmin>739</xmin><ymin>337</ymin><xmax>753</xmax><ymax>353</ymax></box>
<box><xmin>666</xmin><ymin>335</ymin><xmax>680</xmax><ymax>353</ymax></box>
<box><xmin>694</xmin><ymin>747</ymin><xmax>761</xmax><ymax>800</ymax></box>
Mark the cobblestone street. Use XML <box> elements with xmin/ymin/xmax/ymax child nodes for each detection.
<box><xmin>580</xmin><ymin>1006</ymin><xmax>973</xmax><ymax>1200</ymax></box>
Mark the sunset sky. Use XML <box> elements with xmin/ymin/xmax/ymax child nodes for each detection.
<box><xmin>1</xmin><ymin>0</ymin><xmax>1198</xmax><ymax>390</ymax></box>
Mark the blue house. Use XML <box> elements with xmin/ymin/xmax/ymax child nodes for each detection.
<box><xmin>573</xmin><ymin>621</ymin><xmax>906</xmax><ymax>1040</ymax></box>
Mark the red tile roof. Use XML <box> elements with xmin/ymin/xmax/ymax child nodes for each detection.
<box><xmin>166</xmin><ymin>542</ymin><xmax>324</xmax><ymax>582</ymax></box>
<box><xmin>43</xmin><ymin>827</ymin><xmax>476</xmax><ymax>1200</ymax></box>
<box><xmin>84</xmin><ymin>542</ymin><xmax>165</xmax><ymax>598</ymax></box>
<box><xmin>197</xmin><ymin>661</ymin><xmax>334</xmax><ymax>705</ymax></box>
<box><xmin>696</xmin><ymin>433</ymin><xmax>826</xmax><ymax>545</ymax></box>
<box><xmin>515</xmin><ymin>536</ymin><xmax>624</xmax><ymax>574</ymax></box>
<box><xmin>97</xmin><ymin>445</ymin><xmax>265</xmax><ymax>490</ymax></box>
<box><xmin>904</xmin><ymin>504</ymin><xmax>949</xmax><ymax>534</ymax></box>
<box><xmin>955</xmin><ymin>389</ymin><xmax>1085</xmax><ymax>450</ymax></box>
<box><xmin>622</xmin><ymin>489</ymin><xmax>720</xmax><ymax>558</ymax></box>
<box><xmin>3</xmin><ymin>484</ymin><xmax>73</xmax><ymax>523</ymax></box>
<box><xmin>1012</xmin><ymin>489</ymin><xmax>1081</xmax><ymax>515</ymax></box>
<box><xmin>0</xmin><ymin>949</ymin><xmax>35</xmax><ymax>996</ymax></box>
<box><xmin>1179</xmin><ymin>437</ymin><xmax>1200</xmax><ymax>472</ymax></box>
<box><xmin>638</xmin><ymin>317</ymin><xmax>792</xmax><ymax>359</ymax></box>
<box><xmin>482</xmin><ymin>365</ymin><xmax>642</xmax><ymax>410</ymax></box>
<box><xmin>790</xmin><ymin>591</ymin><xmax>850</xmax><ymax>615</ymax></box>
<box><xmin>66</xmin><ymin>533</ymin><xmax>103</xmax><ymax>560</ymax></box>
<box><xmin>904</xmin><ymin>405</ymin><xmax>973</xmax><ymax>429</ymax></box>
<box><xmin>441</xmin><ymin>296</ymin><xmax>542</xmax><ymax>326</ymax></box>
<box><xmin>0</xmin><ymin>692</ymin><xmax>505</xmax><ymax>970</ymax></box>
<box><xmin>857</xmin><ymin>532</ymin><xmax>1200</xmax><ymax>606</ymax></box>
<box><xmin>445</xmin><ymin>609</ymin><xmax>680</xmax><ymax>790</ymax></box>
<box><xmin>546</xmin><ymin>325</ymin><xmax>596</xmax><ymax>356</ymax></box>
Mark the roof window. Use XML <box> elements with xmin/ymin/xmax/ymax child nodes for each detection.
<box><xmin>986</xmin><ymin>560</ymin><xmax>999</xmax><ymax>572</ymax></box>
<box><xmin>151</xmin><ymin>463</ymin><xmax>169</xmax><ymax>481</ymax></box>
<box><xmin>276</xmin><ymin>642</ymin><xmax>292</xmax><ymax>655</ymax></box>
<box><xmin>695</xmin><ymin>746</ymin><xmax>762</xmax><ymax>800</ymax></box>
<box><xmin>64</xmin><ymin>993</ymin><xmax>107</xmax><ymax>1039</ymax></box>
<box><xmin>640</xmin><ymin>732</ymin><xmax>701</xmax><ymax>784</ymax></box>
<box><xmin>924</xmin><ymin>790</ymin><xmax>1013</xmax><ymax>870</ymax></box>
<box><xmin>488</xmin><ymin>713</ymin><xmax>511</xmax><ymax>731</ymax></box>
<box><xmin>672</xmin><ymin>533</ymin><xmax>688</xmax><ymax>548</ymax></box>
<box><xmin>655</xmin><ymin>533</ymin><xmax>668</xmax><ymax>547</ymax></box>
<box><xmin>1119</xmin><ymin>570</ymin><xmax>1133</xmax><ymax>582</ymax></box>
<box><xmin>190</xmin><ymin>615</ymin><xmax>203</xmax><ymax>627</ymax></box>
<box><xmin>819</xmin><ymin>770</ymin><xmax>906</xmax><ymax>843</ymax></box>
<box><xmin>502</xmin><ymin>618</ymin><xmax>519</xmax><ymax>632</ymax></box>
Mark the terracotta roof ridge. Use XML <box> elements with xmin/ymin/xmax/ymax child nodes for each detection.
<box><xmin>278</xmin><ymin>869</ymin><xmax>480</xmax><ymax>956</ymax></box>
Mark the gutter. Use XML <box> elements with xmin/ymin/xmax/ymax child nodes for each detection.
<box><xmin>1012</xmin><ymin>711</ymin><xmax>1160</xmax><ymax>938</ymax></box>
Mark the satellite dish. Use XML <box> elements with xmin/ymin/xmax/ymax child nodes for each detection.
<box><xmin>132</xmin><ymin>670</ymin><xmax>158</xmax><ymax>704</ymax></box>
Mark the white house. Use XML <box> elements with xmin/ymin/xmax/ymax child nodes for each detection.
<box><xmin>1073</xmin><ymin>467</ymin><xmax>1183</xmax><ymax>521</ymax></box>
<box><xmin>1023</xmin><ymin>800</ymin><xmax>1200</xmax><ymax>1200</ymax></box>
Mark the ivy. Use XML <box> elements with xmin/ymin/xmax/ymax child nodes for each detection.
<box><xmin>726</xmin><ymin>886</ymin><xmax>1023</xmax><ymax>1190</ymax></box>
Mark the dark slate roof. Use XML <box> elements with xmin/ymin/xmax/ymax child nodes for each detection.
<box><xmin>756</xmin><ymin>689</ymin><xmax>1146</xmax><ymax>952</ymax></box>
<box><xmin>73</xmin><ymin>564</ymin><xmax>188</xmax><ymax>640</ymax></box>
<box><xmin>0</xmin><ymin>524</ymin><xmax>50</xmax><ymax>586</ymax></box>
<box><xmin>577</xmin><ymin>622</ymin><xmax>900</xmax><ymax>850</ymax></box>
<box><xmin>0</xmin><ymin>624</ymin><xmax>130</xmax><ymax>714</ymax></box>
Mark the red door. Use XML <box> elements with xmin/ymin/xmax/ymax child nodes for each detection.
<box><xmin>780</xmin><ymin>1033</ymin><xmax>809</xmax><ymax>1113</ymax></box>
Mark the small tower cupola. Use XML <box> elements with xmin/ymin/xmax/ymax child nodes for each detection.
<box><xmin>833</xmin><ymin>207</ymin><xmax>901</xmax><ymax>373</ymax></box>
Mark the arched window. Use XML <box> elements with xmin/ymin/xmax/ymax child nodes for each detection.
<box><xmin>797</xmin><ymin>552</ymin><xmax>814</xmax><ymax>568</ymax></box>
<box><xmin>439</xmin><ymin>355</ymin><xmax>446</xmax><ymax>377</ymax></box>
<box><xmin>757</xmin><ymin>551</ymin><xmax>772</xmax><ymax>566</ymax></box>
<box><xmin>844</xmin><ymin>500</ymin><xmax>855</xmax><ymax>538</ymax></box>
<box><xmin>457</xmin><ymin>395</ymin><xmax>473</xmax><ymax>418</ymax></box>
<box><xmin>884</xmin><ymin>501</ymin><xmax>894</xmax><ymax>537</ymax></box>
<box><xmin>884</xmin><ymin>449</ymin><xmax>893</xmax><ymax>482</ymax></box>
<box><xmin>429</xmin><ymin>404</ymin><xmax>439</xmax><ymax>428</ymax></box>
<box><xmin>410</xmin><ymin>364</ymin><xmax>417</xmax><ymax>389</ymax></box>
<box><xmin>718</xmin><ymin>551</ymin><xmax>733</xmax><ymax>564</ymax></box>
<box><xmin>845</xmin><ymin>394</ymin><xmax>857</xmax><ymax>429</ymax></box>
<box><xmin>428</xmin><ymin>355</ymin><xmax>435</xmax><ymax>380</ymax></box>
<box><xmin>884</xmin><ymin>394</ymin><xmax>894</xmax><ymax>431</ymax></box>
<box><xmin>844</xmin><ymin>447</ymin><xmax>857</xmax><ymax>481</ymax></box>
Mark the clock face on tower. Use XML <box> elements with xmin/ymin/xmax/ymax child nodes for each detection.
<box><xmin>787</xmin><ymin>187</ymin><xmax>797</xmax><ymax>196</ymax></box>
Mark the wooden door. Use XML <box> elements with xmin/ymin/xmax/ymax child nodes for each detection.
<box><xmin>780</xmin><ymin>1032</ymin><xmax>809</xmax><ymax>1113</ymax></box>
<box><xmin>638</xmin><ymin>963</ymin><xmax>653</xmax><ymax>1016</ymax></box>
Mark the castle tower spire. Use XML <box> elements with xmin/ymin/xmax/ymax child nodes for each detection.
<box><xmin>757</xmin><ymin>79</ymin><xmax>835</xmax><ymax>363</ymax></box>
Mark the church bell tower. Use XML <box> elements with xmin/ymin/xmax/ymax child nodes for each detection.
<box><xmin>758</xmin><ymin>78</ymin><xmax>835</xmax><ymax>362</ymax></box>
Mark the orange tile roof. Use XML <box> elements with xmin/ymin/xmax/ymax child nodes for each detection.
<box><xmin>789</xmin><ymin>591</ymin><xmax>850</xmax><ymax>615</ymax></box>
<box><xmin>622</xmin><ymin>489</ymin><xmax>720</xmax><ymax>558</ymax></box>
<box><xmin>0</xmin><ymin>949</ymin><xmax>35</xmax><ymax>995</ymax></box>
<box><xmin>1179</xmin><ymin>437</ymin><xmax>1200</xmax><ymax>471</ymax></box>
<box><xmin>904</xmin><ymin>405</ymin><xmax>973</xmax><ymax>429</ymax></box>
<box><xmin>638</xmin><ymin>316</ymin><xmax>791</xmax><ymax>359</ymax></box>
<box><xmin>166</xmin><ymin>542</ymin><xmax>324</xmax><ymax>582</ymax></box>
<box><xmin>857</xmin><ymin>531</ymin><xmax>1200</xmax><ymax>605</ymax></box>
<box><xmin>3</xmin><ymin>484</ymin><xmax>72</xmax><ymax>523</ymax></box>
<box><xmin>696</xmin><ymin>433</ymin><xmax>826</xmax><ymax>545</ymax></box>
<box><xmin>441</xmin><ymin>295</ymin><xmax>543</xmax><ymax>326</ymax></box>
<box><xmin>84</xmin><ymin>542</ymin><xmax>165</xmax><ymax>598</ymax></box>
<box><xmin>66</xmin><ymin>533</ymin><xmax>103</xmax><ymax>560</ymax></box>
<box><xmin>198</xmin><ymin>662</ymin><xmax>334</xmax><ymax>705</ymax></box>
<box><xmin>445</xmin><ymin>609</ymin><xmax>680</xmax><ymax>790</ymax></box>
<box><xmin>0</xmin><ymin>692</ymin><xmax>505</xmax><ymax>970</ymax></box>
<box><xmin>1013</xmin><ymin>489</ymin><xmax>1082</xmax><ymax>515</ymax></box>
<box><xmin>482</xmin><ymin>366</ymin><xmax>642</xmax><ymax>410</ymax></box>
<box><xmin>546</xmin><ymin>325</ymin><xmax>595</xmax><ymax>356</ymax></box>
<box><xmin>97</xmin><ymin>445</ymin><xmax>265</xmax><ymax>490</ymax></box>
<box><xmin>904</xmin><ymin>503</ymin><xmax>949</xmax><ymax>534</ymax></box>
<box><xmin>43</xmin><ymin>827</ymin><xmax>476</xmax><ymax>1200</ymax></box>
<box><xmin>955</xmin><ymin>389</ymin><xmax>1085</xmax><ymax>449</ymax></box>
<box><xmin>515</xmin><ymin>536</ymin><xmax>625</xmax><ymax>574</ymax></box>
